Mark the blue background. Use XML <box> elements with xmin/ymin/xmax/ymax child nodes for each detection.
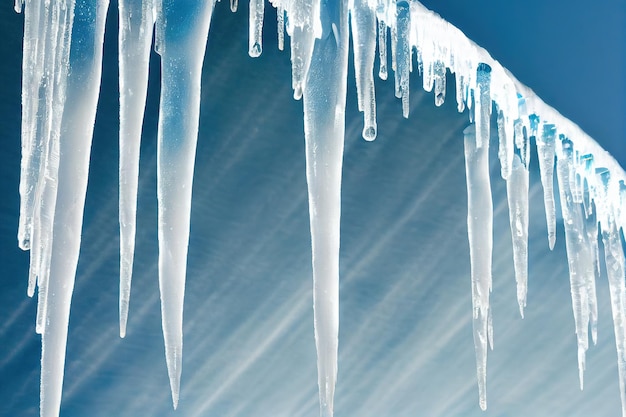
<box><xmin>0</xmin><ymin>1</ymin><xmax>625</xmax><ymax>416</ymax></box>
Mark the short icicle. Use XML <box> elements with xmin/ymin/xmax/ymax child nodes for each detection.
<box><xmin>154</xmin><ymin>0</ymin><xmax>216</xmax><ymax>408</ymax></box>
<box><xmin>349</xmin><ymin>0</ymin><xmax>377</xmax><ymax>140</ymax></box>
<box><xmin>536</xmin><ymin>123</ymin><xmax>557</xmax><ymax>250</ymax></box>
<box><xmin>302</xmin><ymin>0</ymin><xmax>350</xmax><ymax>414</ymax></box>
<box><xmin>118</xmin><ymin>0</ymin><xmax>155</xmax><ymax>338</ymax></box>
<box><xmin>248</xmin><ymin>0</ymin><xmax>264</xmax><ymax>57</ymax></box>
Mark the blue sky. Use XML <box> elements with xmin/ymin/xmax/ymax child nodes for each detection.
<box><xmin>0</xmin><ymin>1</ymin><xmax>625</xmax><ymax>417</ymax></box>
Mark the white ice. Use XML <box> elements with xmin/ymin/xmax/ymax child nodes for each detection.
<box><xmin>14</xmin><ymin>1</ymin><xmax>626</xmax><ymax>417</ymax></box>
<box><xmin>118</xmin><ymin>0</ymin><xmax>155</xmax><ymax>338</ymax></box>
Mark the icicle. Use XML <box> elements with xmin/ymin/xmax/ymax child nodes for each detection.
<box><xmin>18</xmin><ymin>0</ymin><xmax>44</xmax><ymax>253</ymax></box>
<box><xmin>556</xmin><ymin>137</ymin><xmax>596</xmax><ymax>391</ymax></box>
<box><xmin>474</xmin><ymin>63</ymin><xmax>491</xmax><ymax>149</ymax></box>
<box><xmin>433</xmin><ymin>60</ymin><xmax>445</xmax><ymax>107</ymax></box>
<box><xmin>455</xmin><ymin>73</ymin><xmax>465</xmax><ymax>113</ymax></box>
<box><xmin>422</xmin><ymin>60</ymin><xmax>433</xmax><ymax>93</ymax></box>
<box><xmin>584</xmin><ymin>208</ymin><xmax>600</xmax><ymax>345</ymax></box>
<box><xmin>277</xmin><ymin>5</ymin><xmax>285</xmax><ymax>51</ymax></box>
<box><xmin>580</xmin><ymin>154</ymin><xmax>595</xmax><ymax>217</ymax></box>
<box><xmin>377</xmin><ymin>19</ymin><xmax>387</xmax><ymax>80</ymax></box>
<box><xmin>496</xmin><ymin>109</ymin><xmax>514</xmax><ymax>180</ymax></box>
<box><xmin>395</xmin><ymin>0</ymin><xmax>410</xmax><ymax>118</ymax></box>
<box><xmin>39</xmin><ymin>1</ymin><xmax>108</xmax><ymax>416</ymax></box>
<box><xmin>302</xmin><ymin>0</ymin><xmax>349</xmax><ymax>414</ymax></box>
<box><xmin>154</xmin><ymin>0</ymin><xmax>216</xmax><ymax>408</ymax></box>
<box><xmin>596</xmin><ymin>169</ymin><xmax>626</xmax><ymax>416</ymax></box>
<box><xmin>350</xmin><ymin>0</ymin><xmax>377</xmax><ymax>140</ymax></box>
<box><xmin>506</xmin><ymin>154</ymin><xmax>529</xmax><ymax>317</ymax></box>
<box><xmin>536</xmin><ymin>123</ymin><xmax>557</xmax><ymax>249</ymax></box>
<box><xmin>248</xmin><ymin>0</ymin><xmax>264</xmax><ymax>57</ymax></box>
<box><xmin>118</xmin><ymin>0</ymin><xmax>155</xmax><ymax>338</ymax></box>
<box><xmin>463</xmin><ymin>124</ymin><xmax>493</xmax><ymax>411</ymax></box>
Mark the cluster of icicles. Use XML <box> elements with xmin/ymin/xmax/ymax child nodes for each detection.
<box><xmin>14</xmin><ymin>0</ymin><xmax>626</xmax><ymax>415</ymax></box>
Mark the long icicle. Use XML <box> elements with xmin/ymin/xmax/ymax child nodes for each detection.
<box><xmin>154</xmin><ymin>0</ymin><xmax>216</xmax><ymax>408</ymax></box>
<box><xmin>506</xmin><ymin>151</ymin><xmax>529</xmax><ymax>317</ymax></box>
<box><xmin>596</xmin><ymin>169</ymin><xmax>626</xmax><ymax>417</ymax></box>
<box><xmin>556</xmin><ymin>137</ymin><xmax>594</xmax><ymax>390</ymax></box>
<box><xmin>40</xmin><ymin>1</ymin><xmax>109</xmax><ymax>416</ymax></box>
<box><xmin>302</xmin><ymin>0</ymin><xmax>349</xmax><ymax>414</ymax></box>
<box><xmin>118</xmin><ymin>0</ymin><xmax>155</xmax><ymax>338</ymax></box>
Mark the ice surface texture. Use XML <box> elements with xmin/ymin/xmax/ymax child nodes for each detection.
<box><xmin>13</xmin><ymin>0</ymin><xmax>626</xmax><ymax>416</ymax></box>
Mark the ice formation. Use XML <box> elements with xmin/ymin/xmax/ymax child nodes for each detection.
<box><xmin>13</xmin><ymin>0</ymin><xmax>626</xmax><ymax>416</ymax></box>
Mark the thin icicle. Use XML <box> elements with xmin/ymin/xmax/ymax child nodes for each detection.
<box><xmin>302</xmin><ymin>0</ymin><xmax>349</xmax><ymax>414</ymax></box>
<box><xmin>154</xmin><ymin>0</ymin><xmax>216</xmax><ymax>408</ymax></box>
<box><xmin>584</xmin><ymin>209</ymin><xmax>600</xmax><ymax>345</ymax></box>
<box><xmin>596</xmin><ymin>169</ymin><xmax>626</xmax><ymax>417</ymax></box>
<box><xmin>537</xmin><ymin>123</ymin><xmax>557</xmax><ymax>250</ymax></box>
<box><xmin>455</xmin><ymin>73</ymin><xmax>465</xmax><ymax>113</ymax></box>
<box><xmin>350</xmin><ymin>0</ymin><xmax>377</xmax><ymax>140</ymax></box>
<box><xmin>497</xmin><ymin>109</ymin><xmax>513</xmax><ymax>180</ymax></box>
<box><xmin>377</xmin><ymin>19</ymin><xmax>388</xmax><ymax>80</ymax></box>
<box><xmin>248</xmin><ymin>0</ymin><xmax>264</xmax><ymax>57</ymax></box>
<box><xmin>556</xmin><ymin>137</ymin><xmax>595</xmax><ymax>390</ymax></box>
<box><xmin>18</xmin><ymin>0</ymin><xmax>45</xmax><ymax>253</ymax></box>
<box><xmin>464</xmin><ymin>123</ymin><xmax>493</xmax><ymax>411</ymax></box>
<box><xmin>395</xmin><ymin>0</ymin><xmax>410</xmax><ymax>117</ymax></box>
<box><xmin>277</xmin><ymin>5</ymin><xmax>285</xmax><ymax>51</ymax></box>
<box><xmin>118</xmin><ymin>0</ymin><xmax>155</xmax><ymax>338</ymax></box>
<box><xmin>506</xmin><ymin>153</ymin><xmax>529</xmax><ymax>317</ymax></box>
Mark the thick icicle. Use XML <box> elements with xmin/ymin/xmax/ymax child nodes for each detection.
<box><xmin>537</xmin><ymin>123</ymin><xmax>557</xmax><ymax>250</ymax></box>
<box><xmin>39</xmin><ymin>1</ymin><xmax>109</xmax><ymax>416</ymax></box>
<box><xmin>463</xmin><ymin>123</ymin><xmax>493</xmax><ymax>411</ymax></box>
<box><xmin>154</xmin><ymin>0</ymin><xmax>216</xmax><ymax>408</ymax></box>
<box><xmin>596</xmin><ymin>169</ymin><xmax>626</xmax><ymax>417</ymax></box>
<box><xmin>349</xmin><ymin>0</ymin><xmax>377</xmax><ymax>140</ymax></box>
<box><xmin>433</xmin><ymin>60</ymin><xmax>446</xmax><ymax>107</ymax></box>
<box><xmin>19</xmin><ymin>0</ymin><xmax>73</xmax><ymax>307</ymax></box>
<box><xmin>118</xmin><ymin>0</ymin><xmax>155</xmax><ymax>338</ymax></box>
<box><xmin>506</xmin><ymin>153</ymin><xmax>529</xmax><ymax>317</ymax></box>
<box><xmin>556</xmin><ymin>138</ymin><xmax>596</xmax><ymax>390</ymax></box>
<box><xmin>302</xmin><ymin>0</ymin><xmax>349</xmax><ymax>414</ymax></box>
